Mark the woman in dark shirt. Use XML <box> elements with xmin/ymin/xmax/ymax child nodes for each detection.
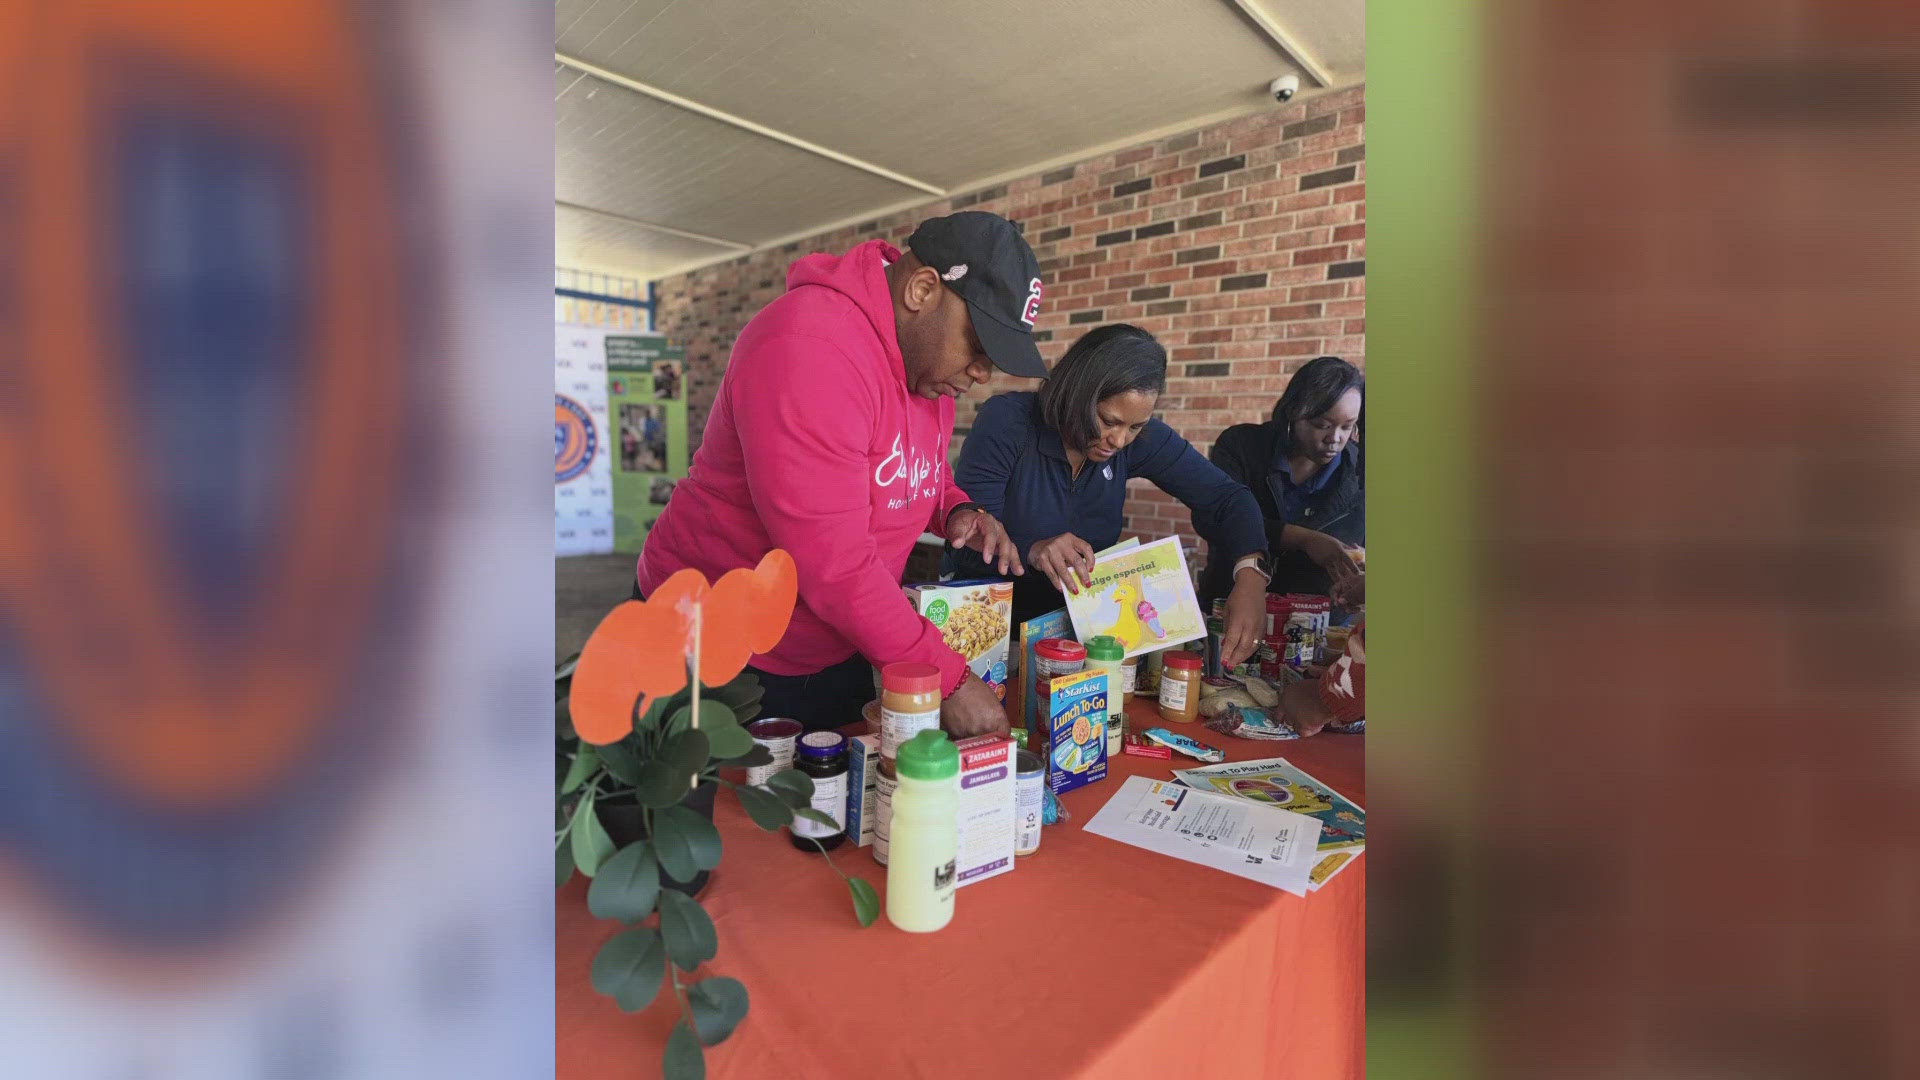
<box><xmin>947</xmin><ymin>324</ymin><xmax>1272</xmax><ymax>668</ymax></box>
<box><xmin>1201</xmin><ymin>355</ymin><xmax>1364</xmax><ymax>601</ymax></box>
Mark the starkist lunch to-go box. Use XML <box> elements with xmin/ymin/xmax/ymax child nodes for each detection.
<box><xmin>903</xmin><ymin>579</ymin><xmax>1013</xmax><ymax>701</ymax></box>
<box><xmin>1043</xmin><ymin>668</ymin><xmax>1110</xmax><ymax>796</ymax></box>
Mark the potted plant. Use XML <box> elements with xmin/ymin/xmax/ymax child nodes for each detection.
<box><xmin>555</xmin><ymin>551</ymin><xmax>877</xmax><ymax>1079</ymax></box>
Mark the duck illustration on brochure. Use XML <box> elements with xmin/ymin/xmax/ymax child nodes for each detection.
<box><xmin>1064</xmin><ymin>536</ymin><xmax>1205</xmax><ymax>659</ymax></box>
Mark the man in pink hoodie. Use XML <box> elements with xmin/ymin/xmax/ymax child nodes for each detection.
<box><xmin>638</xmin><ymin>212</ymin><xmax>1048</xmax><ymax>736</ymax></box>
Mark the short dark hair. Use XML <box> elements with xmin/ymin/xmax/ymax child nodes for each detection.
<box><xmin>1272</xmin><ymin>356</ymin><xmax>1364</xmax><ymax>449</ymax></box>
<box><xmin>1037</xmin><ymin>324</ymin><xmax>1168</xmax><ymax>452</ymax></box>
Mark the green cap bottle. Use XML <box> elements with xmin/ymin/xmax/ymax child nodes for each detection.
<box><xmin>895</xmin><ymin>728</ymin><xmax>960</xmax><ymax>781</ymax></box>
<box><xmin>1084</xmin><ymin>635</ymin><xmax>1125</xmax><ymax>663</ymax></box>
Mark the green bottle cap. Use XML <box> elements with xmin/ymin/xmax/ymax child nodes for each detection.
<box><xmin>895</xmin><ymin>728</ymin><xmax>960</xmax><ymax>781</ymax></box>
<box><xmin>1084</xmin><ymin>635</ymin><xmax>1125</xmax><ymax>662</ymax></box>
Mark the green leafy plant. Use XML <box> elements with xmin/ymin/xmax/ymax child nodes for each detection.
<box><xmin>556</xmin><ymin>655</ymin><xmax>878</xmax><ymax>1080</ymax></box>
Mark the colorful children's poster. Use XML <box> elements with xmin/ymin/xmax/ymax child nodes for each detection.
<box><xmin>1063</xmin><ymin>536</ymin><xmax>1205</xmax><ymax>660</ymax></box>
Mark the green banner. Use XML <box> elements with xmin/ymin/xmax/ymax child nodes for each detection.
<box><xmin>604</xmin><ymin>335</ymin><xmax>689</xmax><ymax>551</ymax></box>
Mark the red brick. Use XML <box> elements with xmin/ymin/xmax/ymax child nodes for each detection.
<box><xmin>1292</xmin><ymin>244</ymin><xmax>1348</xmax><ymax>265</ymax></box>
<box><xmin>1332</xmin><ymin>223</ymin><xmax>1366</xmax><ymax>243</ymax></box>
<box><xmin>1275</xmin><ymin>190</ymin><xmax>1334</xmax><ymax>213</ymax></box>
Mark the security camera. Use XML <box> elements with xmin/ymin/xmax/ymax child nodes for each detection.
<box><xmin>1270</xmin><ymin>74</ymin><xmax>1300</xmax><ymax>102</ymax></box>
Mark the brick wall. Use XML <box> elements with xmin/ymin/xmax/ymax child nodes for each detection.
<box><xmin>653</xmin><ymin>85</ymin><xmax>1365</xmax><ymax>558</ymax></box>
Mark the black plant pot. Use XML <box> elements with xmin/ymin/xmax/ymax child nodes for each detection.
<box><xmin>596</xmin><ymin>780</ymin><xmax>718</xmax><ymax>898</ymax></box>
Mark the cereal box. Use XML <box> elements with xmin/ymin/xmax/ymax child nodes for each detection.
<box><xmin>844</xmin><ymin>733</ymin><xmax>879</xmax><ymax>847</ymax></box>
<box><xmin>1043</xmin><ymin>668</ymin><xmax>1110</xmax><ymax>795</ymax></box>
<box><xmin>904</xmin><ymin>578</ymin><xmax>1013</xmax><ymax>700</ymax></box>
<box><xmin>952</xmin><ymin>734</ymin><xmax>1017</xmax><ymax>887</ymax></box>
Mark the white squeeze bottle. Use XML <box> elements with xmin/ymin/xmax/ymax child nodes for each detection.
<box><xmin>886</xmin><ymin>729</ymin><xmax>960</xmax><ymax>932</ymax></box>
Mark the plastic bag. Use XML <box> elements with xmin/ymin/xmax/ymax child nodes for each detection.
<box><xmin>1204</xmin><ymin>702</ymin><xmax>1303</xmax><ymax>740</ymax></box>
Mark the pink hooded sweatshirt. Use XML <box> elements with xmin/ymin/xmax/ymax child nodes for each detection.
<box><xmin>637</xmin><ymin>241</ymin><xmax>975</xmax><ymax>694</ymax></box>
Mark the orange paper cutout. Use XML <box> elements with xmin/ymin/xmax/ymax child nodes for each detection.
<box><xmin>570</xmin><ymin>550</ymin><xmax>798</xmax><ymax>745</ymax></box>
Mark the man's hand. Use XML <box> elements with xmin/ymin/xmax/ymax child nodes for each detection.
<box><xmin>949</xmin><ymin>507</ymin><xmax>1025</xmax><ymax>577</ymax></box>
<box><xmin>1220</xmin><ymin>567</ymin><xmax>1268</xmax><ymax>669</ymax></box>
<box><xmin>1279</xmin><ymin>674</ymin><xmax>1333</xmax><ymax>737</ymax></box>
<box><xmin>1296</xmin><ymin>528</ymin><xmax>1361</xmax><ymax>586</ymax></box>
<box><xmin>940</xmin><ymin>672</ymin><xmax>1010</xmax><ymax>739</ymax></box>
<box><xmin>1029</xmin><ymin>532</ymin><xmax>1096</xmax><ymax>595</ymax></box>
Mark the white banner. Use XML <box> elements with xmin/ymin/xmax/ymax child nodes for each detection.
<box><xmin>555</xmin><ymin>324</ymin><xmax>614</xmax><ymax>555</ymax></box>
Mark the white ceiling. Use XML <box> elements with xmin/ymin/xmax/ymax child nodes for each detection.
<box><xmin>555</xmin><ymin>0</ymin><xmax>1364</xmax><ymax>279</ymax></box>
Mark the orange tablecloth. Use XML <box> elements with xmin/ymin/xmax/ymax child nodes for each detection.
<box><xmin>557</xmin><ymin>697</ymin><xmax>1365</xmax><ymax>1079</ymax></box>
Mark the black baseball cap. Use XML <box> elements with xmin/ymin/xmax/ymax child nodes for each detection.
<box><xmin>906</xmin><ymin>211</ymin><xmax>1049</xmax><ymax>379</ymax></box>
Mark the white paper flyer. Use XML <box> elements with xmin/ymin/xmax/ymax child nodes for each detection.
<box><xmin>1083</xmin><ymin>776</ymin><xmax>1322</xmax><ymax>894</ymax></box>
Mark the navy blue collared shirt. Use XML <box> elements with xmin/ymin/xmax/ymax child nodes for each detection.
<box><xmin>1277</xmin><ymin>452</ymin><xmax>1340</xmax><ymax>521</ymax></box>
<box><xmin>948</xmin><ymin>392</ymin><xmax>1265</xmax><ymax>618</ymax></box>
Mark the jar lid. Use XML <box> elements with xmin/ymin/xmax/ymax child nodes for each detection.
<box><xmin>895</xmin><ymin>729</ymin><xmax>959</xmax><ymax>781</ymax></box>
<box><xmin>1163</xmin><ymin>650</ymin><xmax>1204</xmax><ymax>670</ymax></box>
<box><xmin>1035</xmin><ymin>638</ymin><xmax>1086</xmax><ymax>662</ymax></box>
<box><xmin>797</xmin><ymin>731</ymin><xmax>846</xmax><ymax>758</ymax></box>
<box><xmin>881</xmin><ymin>662</ymin><xmax>941</xmax><ymax>695</ymax></box>
<box><xmin>1083</xmin><ymin>635</ymin><xmax>1124</xmax><ymax>662</ymax></box>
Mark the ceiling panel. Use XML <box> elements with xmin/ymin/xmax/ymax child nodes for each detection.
<box><xmin>555</xmin><ymin>203</ymin><xmax>740</xmax><ymax>279</ymax></box>
<box><xmin>557</xmin><ymin>0</ymin><xmax>1361</xmax><ymax>191</ymax></box>
<box><xmin>557</xmin><ymin>61</ymin><xmax>921</xmax><ymax>245</ymax></box>
<box><xmin>555</xmin><ymin>0</ymin><xmax>1363</xmax><ymax>278</ymax></box>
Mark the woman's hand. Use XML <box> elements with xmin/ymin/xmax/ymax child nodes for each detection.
<box><xmin>1295</xmin><ymin>528</ymin><xmax>1361</xmax><ymax>585</ymax></box>
<box><xmin>948</xmin><ymin>507</ymin><xmax>1025</xmax><ymax>577</ymax></box>
<box><xmin>1219</xmin><ymin>568</ymin><xmax>1268</xmax><ymax>669</ymax></box>
<box><xmin>1029</xmin><ymin>532</ymin><xmax>1096</xmax><ymax>596</ymax></box>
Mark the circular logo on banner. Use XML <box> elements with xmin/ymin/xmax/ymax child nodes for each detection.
<box><xmin>555</xmin><ymin>394</ymin><xmax>598</xmax><ymax>483</ymax></box>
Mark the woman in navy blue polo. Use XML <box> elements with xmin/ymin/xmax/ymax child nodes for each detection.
<box><xmin>947</xmin><ymin>324</ymin><xmax>1273</xmax><ymax>668</ymax></box>
<box><xmin>1198</xmin><ymin>355</ymin><xmax>1364</xmax><ymax>601</ymax></box>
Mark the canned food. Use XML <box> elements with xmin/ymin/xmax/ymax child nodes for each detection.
<box><xmin>1015</xmin><ymin>750</ymin><xmax>1045</xmax><ymax>856</ymax></box>
<box><xmin>745</xmin><ymin>718</ymin><xmax>803</xmax><ymax>786</ymax></box>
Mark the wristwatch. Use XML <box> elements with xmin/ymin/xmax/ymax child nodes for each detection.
<box><xmin>1232</xmin><ymin>553</ymin><xmax>1272</xmax><ymax>583</ymax></box>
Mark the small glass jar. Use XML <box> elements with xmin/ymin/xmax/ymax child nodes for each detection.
<box><xmin>1118</xmin><ymin>655</ymin><xmax>1141</xmax><ymax>704</ymax></box>
<box><xmin>790</xmin><ymin>731</ymin><xmax>848</xmax><ymax>852</ymax></box>
<box><xmin>1157</xmin><ymin>651</ymin><xmax>1205</xmax><ymax>724</ymax></box>
<box><xmin>1031</xmin><ymin>638</ymin><xmax>1087</xmax><ymax>712</ymax></box>
<box><xmin>879</xmin><ymin>662</ymin><xmax>942</xmax><ymax>769</ymax></box>
<box><xmin>1033</xmin><ymin>638</ymin><xmax>1086</xmax><ymax>680</ymax></box>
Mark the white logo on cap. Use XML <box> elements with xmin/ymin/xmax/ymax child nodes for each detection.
<box><xmin>1021</xmin><ymin>277</ymin><xmax>1043</xmax><ymax>327</ymax></box>
<box><xmin>942</xmin><ymin>264</ymin><xmax>969</xmax><ymax>281</ymax></box>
